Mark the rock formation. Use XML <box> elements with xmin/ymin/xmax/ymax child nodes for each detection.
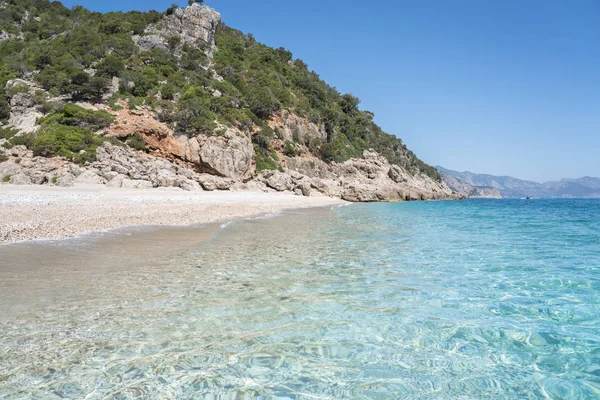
<box><xmin>0</xmin><ymin>141</ymin><xmax>236</xmax><ymax>192</ymax></box>
<box><xmin>5</xmin><ymin>79</ymin><xmax>43</xmax><ymax>133</ymax></box>
<box><xmin>103</xmin><ymin>103</ymin><xmax>254</xmax><ymax>180</ymax></box>
<box><xmin>133</xmin><ymin>4</ymin><xmax>221</xmax><ymax>55</ymax></box>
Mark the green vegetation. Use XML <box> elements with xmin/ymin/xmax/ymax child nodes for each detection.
<box><xmin>0</xmin><ymin>126</ymin><xmax>19</xmax><ymax>140</ymax></box>
<box><xmin>39</xmin><ymin>103</ymin><xmax>114</xmax><ymax>131</ymax></box>
<box><xmin>254</xmin><ymin>146</ymin><xmax>279</xmax><ymax>172</ymax></box>
<box><xmin>125</xmin><ymin>133</ymin><xmax>147</xmax><ymax>151</ymax></box>
<box><xmin>10</xmin><ymin>124</ymin><xmax>108</xmax><ymax>164</ymax></box>
<box><xmin>0</xmin><ymin>153</ymin><xmax>7</xmax><ymax>163</ymax></box>
<box><xmin>211</xmin><ymin>24</ymin><xmax>440</xmax><ymax>180</ymax></box>
<box><xmin>0</xmin><ymin>0</ymin><xmax>440</xmax><ymax>181</ymax></box>
<box><xmin>2</xmin><ymin>175</ymin><xmax>10</xmax><ymax>182</ymax></box>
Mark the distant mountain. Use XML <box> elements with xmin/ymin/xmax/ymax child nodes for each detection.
<box><xmin>437</xmin><ymin>167</ymin><xmax>600</xmax><ymax>198</ymax></box>
<box><xmin>437</xmin><ymin>170</ymin><xmax>501</xmax><ymax>198</ymax></box>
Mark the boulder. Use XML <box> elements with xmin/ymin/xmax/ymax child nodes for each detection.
<box><xmin>121</xmin><ymin>179</ymin><xmax>153</xmax><ymax>189</ymax></box>
<box><xmin>180</xmin><ymin>179</ymin><xmax>202</xmax><ymax>191</ymax></box>
<box><xmin>55</xmin><ymin>173</ymin><xmax>75</xmax><ymax>187</ymax></box>
<box><xmin>197</xmin><ymin>133</ymin><xmax>254</xmax><ymax>180</ymax></box>
<box><xmin>10</xmin><ymin>92</ymin><xmax>35</xmax><ymax>108</ymax></box>
<box><xmin>264</xmin><ymin>171</ymin><xmax>293</xmax><ymax>192</ymax></box>
<box><xmin>74</xmin><ymin>170</ymin><xmax>107</xmax><ymax>185</ymax></box>
<box><xmin>153</xmin><ymin>169</ymin><xmax>179</xmax><ymax>187</ymax></box>
<box><xmin>0</xmin><ymin>163</ymin><xmax>24</xmax><ymax>181</ymax></box>
<box><xmin>341</xmin><ymin>184</ymin><xmax>381</xmax><ymax>202</ymax></box>
<box><xmin>296</xmin><ymin>181</ymin><xmax>311</xmax><ymax>197</ymax></box>
<box><xmin>8</xmin><ymin>173</ymin><xmax>32</xmax><ymax>185</ymax></box>
<box><xmin>106</xmin><ymin>174</ymin><xmax>128</xmax><ymax>188</ymax></box>
<box><xmin>198</xmin><ymin>174</ymin><xmax>234</xmax><ymax>191</ymax></box>
<box><xmin>10</xmin><ymin>146</ymin><xmax>29</xmax><ymax>158</ymax></box>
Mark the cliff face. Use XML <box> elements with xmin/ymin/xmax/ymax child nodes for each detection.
<box><xmin>133</xmin><ymin>4</ymin><xmax>221</xmax><ymax>55</ymax></box>
<box><xmin>0</xmin><ymin>2</ymin><xmax>462</xmax><ymax>202</ymax></box>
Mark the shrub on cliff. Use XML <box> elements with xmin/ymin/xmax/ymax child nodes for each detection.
<box><xmin>39</xmin><ymin>103</ymin><xmax>114</xmax><ymax>131</ymax></box>
<box><xmin>10</xmin><ymin>124</ymin><xmax>122</xmax><ymax>164</ymax></box>
<box><xmin>11</xmin><ymin>125</ymin><xmax>100</xmax><ymax>164</ymax></box>
<box><xmin>176</xmin><ymin>92</ymin><xmax>217</xmax><ymax>135</ymax></box>
<box><xmin>125</xmin><ymin>133</ymin><xmax>147</xmax><ymax>151</ymax></box>
<box><xmin>254</xmin><ymin>145</ymin><xmax>279</xmax><ymax>172</ymax></box>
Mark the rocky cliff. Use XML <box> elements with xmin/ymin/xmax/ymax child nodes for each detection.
<box><xmin>0</xmin><ymin>2</ymin><xmax>462</xmax><ymax>202</ymax></box>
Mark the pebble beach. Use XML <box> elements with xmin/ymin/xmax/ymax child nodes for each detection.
<box><xmin>0</xmin><ymin>184</ymin><xmax>345</xmax><ymax>244</ymax></box>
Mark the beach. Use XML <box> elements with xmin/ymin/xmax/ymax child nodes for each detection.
<box><xmin>0</xmin><ymin>184</ymin><xmax>345</xmax><ymax>244</ymax></box>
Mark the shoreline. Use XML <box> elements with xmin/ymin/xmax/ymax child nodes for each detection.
<box><xmin>0</xmin><ymin>184</ymin><xmax>346</xmax><ymax>244</ymax></box>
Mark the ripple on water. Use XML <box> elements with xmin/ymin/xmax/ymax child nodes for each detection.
<box><xmin>0</xmin><ymin>199</ymin><xmax>599</xmax><ymax>398</ymax></box>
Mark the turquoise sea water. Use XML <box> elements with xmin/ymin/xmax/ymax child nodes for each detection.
<box><xmin>1</xmin><ymin>199</ymin><xmax>600</xmax><ymax>399</ymax></box>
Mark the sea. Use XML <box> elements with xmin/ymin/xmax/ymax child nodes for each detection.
<box><xmin>0</xmin><ymin>199</ymin><xmax>599</xmax><ymax>399</ymax></box>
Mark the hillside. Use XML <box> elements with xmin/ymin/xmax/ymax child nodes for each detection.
<box><xmin>438</xmin><ymin>167</ymin><xmax>600</xmax><ymax>198</ymax></box>
<box><xmin>437</xmin><ymin>170</ymin><xmax>501</xmax><ymax>198</ymax></box>
<box><xmin>0</xmin><ymin>0</ymin><xmax>460</xmax><ymax>201</ymax></box>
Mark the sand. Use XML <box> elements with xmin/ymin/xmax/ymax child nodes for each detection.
<box><xmin>0</xmin><ymin>184</ymin><xmax>346</xmax><ymax>244</ymax></box>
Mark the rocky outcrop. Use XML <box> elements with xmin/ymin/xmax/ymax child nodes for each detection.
<box><xmin>268</xmin><ymin>110</ymin><xmax>327</xmax><ymax>143</ymax></box>
<box><xmin>195</xmin><ymin>133</ymin><xmax>254</xmax><ymax>180</ymax></box>
<box><xmin>132</xmin><ymin>34</ymin><xmax>169</xmax><ymax>52</ymax></box>
<box><xmin>0</xmin><ymin>144</ymin><xmax>83</xmax><ymax>186</ymax></box>
<box><xmin>5</xmin><ymin>79</ymin><xmax>43</xmax><ymax>133</ymax></box>
<box><xmin>1</xmin><ymin>140</ymin><xmax>462</xmax><ymax>201</ymax></box>
<box><xmin>104</xmin><ymin>103</ymin><xmax>254</xmax><ymax>180</ymax></box>
<box><xmin>0</xmin><ymin>142</ymin><xmax>236</xmax><ymax>192</ymax></box>
<box><xmin>255</xmin><ymin>149</ymin><xmax>463</xmax><ymax>201</ymax></box>
<box><xmin>134</xmin><ymin>4</ymin><xmax>221</xmax><ymax>54</ymax></box>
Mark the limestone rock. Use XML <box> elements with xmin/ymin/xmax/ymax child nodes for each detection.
<box><xmin>5</xmin><ymin>79</ymin><xmax>43</xmax><ymax>133</ymax></box>
<box><xmin>8</xmin><ymin>173</ymin><xmax>32</xmax><ymax>185</ymax></box>
<box><xmin>10</xmin><ymin>92</ymin><xmax>35</xmax><ymax>108</ymax></box>
<box><xmin>180</xmin><ymin>179</ymin><xmax>202</xmax><ymax>191</ymax></box>
<box><xmin>136</xmin><ymin>5</ymin><xmax>221</xmax><ymax>55</ymax></box>
<box><xmin>198</xmin><ymin>174</ymin><xmax>234</xmax><ymax>191</ymax></box>
<box><xmin>268</xmin><ymin>110</ymin><xmax>327</xmax><ymax>143</ymax></box>
<box><xmin>197</xmin><ymin>133</ymin><xmax>253</xmax><ymax>180</ymax></box>
<box><xmin>388</xmin><ymin>165</ymin><xmax>407</xmax><ymax>183</ymax></box>
<box><xmin>55</xmin><ymin>173</ymin><xmax>75</xmax><ymax>187</ymax></box>
<box><xmin>297</xmin><ymin>181</ymin><xmax>311</xmax><ymax>197</ymax></box>
<box><xmin>132</xmin><ymin>34</ymin><xmax>168</xmax><ymax>52</ymax></box>
<box><xmin>153</xmin><ymin>169</ymin><xmax>179</xmax><ymax>187</ymax></box>
<box><xmin>106</xmin><ymin>174</ymin><xmax>128</xmax><ymax>188</ymax></box>
<box><xmin>105</xmin><ymin>103</ymin><xmax>255</xmax><ymax>180</ymax></box>
<box><xmin>74</xmin><ymin>170</ymin><xmax>107</xmax><ymax>185</ymax></box>
<box><xmin>161</xmin><ymin>5</ymin><xmax>221</xmax><ymax>54</ymax></box>
<box><xmin>263</xmin><ymin>171</ymin><xmax>293</xmax><ymax>192</ymax></box>
<box><xmin>121</xmin><ymin>179</ymin><xmax>153</xmax><ymax>189</ymax></box>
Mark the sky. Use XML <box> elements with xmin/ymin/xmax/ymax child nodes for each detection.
<box><xmin>61</xmin><ymin>0</ymin><xmax>600</xmax><ymax>182</ymax></box>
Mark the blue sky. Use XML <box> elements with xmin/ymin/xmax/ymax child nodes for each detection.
<box><xmin>61</xmin><ymin>0</ymin><xmax>600</xmax><ymax>182</ymax></box>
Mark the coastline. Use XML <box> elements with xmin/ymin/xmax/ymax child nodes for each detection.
<box><xmin>0</xmin><ymin>184</ymin><xmax>346</xmax><ymax>244</ymax></box>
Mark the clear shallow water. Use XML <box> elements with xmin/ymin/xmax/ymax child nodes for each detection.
<box><xmin>1</xmin><ymin>199</ymin><xmax>600</xmax><ymax>399</ymax></box>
